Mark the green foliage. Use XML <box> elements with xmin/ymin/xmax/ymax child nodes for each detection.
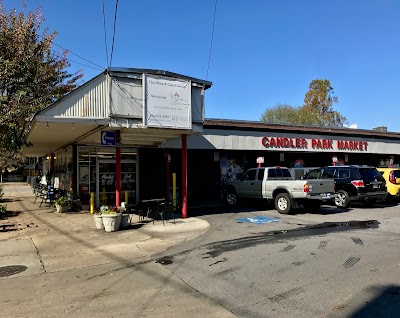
<box><xmin>261</xmin><ymin>104</ymin><xmax>303</xmax><ymax>125</ymax></box>
<box><xmin>0</xmin><ymin>0</ymin><xmax>83</xmax><ymax>156</ymax></box>
<box><xmin>98</xmin><ymin>205</ymin><xmax>121</xmax><ymax>214</ymax></box>
<box><xmin>303</xmin><ymin>79</ymin><xmax>347</xmax><ymax>127</ymax></box>
<box><xmin>54</xmin><ymin>196</ymin><xmax>69</xmax><ymax>207</ymax></box>
<box><xmin>261</xmin><ymin>79</ymin><xmax>348</xmax><ymax>128</ymax></box>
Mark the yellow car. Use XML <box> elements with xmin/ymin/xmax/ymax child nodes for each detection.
<box><xmin>378</xmin><ymin>167</ymin><xmax>400</xmax><ymax>201</ymax></box>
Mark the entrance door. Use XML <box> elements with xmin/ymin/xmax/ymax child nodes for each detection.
<box><xmin>97</xmin><ymin>159</ymin><xmax>136</xmax><ymax>207</ymax></box>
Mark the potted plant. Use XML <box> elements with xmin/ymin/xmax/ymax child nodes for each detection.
<box><xmin>101</xmin><ymin>206</ymin><xmax>121</xmax><ymax>232</ymax></box>
<box><xmin>93</xmin><ymin>209</ymin><xmax>104</xmax><ymax>230</ymax></box>
<box><xmin>54</xmin><ymin>196</ymin><xmax>70</xmax><ymax>213</ymax></box>
<box><xmin>117</xmin><ymin>206</ymin><xmax>129</xmax><ymax>229</ymax></box>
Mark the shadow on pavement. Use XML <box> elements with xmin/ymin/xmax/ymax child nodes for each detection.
<box><xmin>350</xmin><ymin>285</ymin><xmax>400</xmax><ymax>317</ymax></box>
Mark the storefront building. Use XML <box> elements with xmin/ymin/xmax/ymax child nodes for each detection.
<box><xmin>161</xmin><ymin>119</ymin><xmax>400</xmax><ymax>203</ymax></box>
<box><xmin>23</xmin><ymin>68</ymin><xmax>400</xmax><ymax>210</ymax></box>
<box><xmin>23</xmin><ymin>68</ymin><xmax>212</xmax><ymax>215</ymax></box>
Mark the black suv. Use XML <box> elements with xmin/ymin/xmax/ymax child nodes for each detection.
<box><xmin>304</xmin><ymin>165</ymin><xmax>387</xmax><ymax>208</ymax></box>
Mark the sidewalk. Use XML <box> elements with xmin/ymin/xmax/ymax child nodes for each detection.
<box><xmin>0</xmin><ymin>183</ymin><xmax>236</xmax><ymax>318</ymax></box>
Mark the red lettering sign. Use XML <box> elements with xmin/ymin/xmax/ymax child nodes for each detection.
<box><xmin>262</xmin><ymin>137</ymin><xmax>367</xmax><ymax>151</ymax></box>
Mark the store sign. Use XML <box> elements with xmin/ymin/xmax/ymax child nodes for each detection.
<box><xmin>144</xmin><ymin>75</ymin><xmax>191</xmax><ymax>129</ymax></box>
<box><xmin>101</xmin><ymin>131</ymin><xmax>116</xmax><ymax>146</ymax></box>
<box><xmin>261</xmin><ymin>137</ymin><xmax>368</xmax><ymax>151</ymax></box>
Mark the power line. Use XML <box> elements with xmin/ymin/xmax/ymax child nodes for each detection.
<box><xmin>102</xmin><ymin>0</ymin><xmax>109</xmax><ymax>68</ymax></box>
<box><xmin>110</xmin><ymin>0</ymin><xmax>119</xmax><ymax>67</ymax></box>
<box><xmin>52</xmin><ymin>52</ymin><xmax>103</xmax><ymax>71</ymax></box>
<box><xmin>52</xmin><ymin>42</ymin><xmax>104</xmax><ymax>69</ymax></box>
<box><xmin>206</xmin><ymin>0</ymin><xmax>218</xmax><ymax>80</ymax></box>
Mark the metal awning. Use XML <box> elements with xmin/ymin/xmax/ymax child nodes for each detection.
<box><xmin>22</xmin><ymin>120</ymin><xmax>106</xmax><ymax>157</ymax></box>
<box><xmin>22</xmin><ymin>118</ymin><xmax>198</xmax><ymax>157</ymax></box>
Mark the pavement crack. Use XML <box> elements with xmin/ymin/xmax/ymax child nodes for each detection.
<box><xmin>31</xmin><ymin>238</ymin><xmax>47</xmax><ymax>274</ymax></box>
<box><xmin>209</xmin><ymin>258</ymin><xmax>227</xmax><ymax>266</ymax></box>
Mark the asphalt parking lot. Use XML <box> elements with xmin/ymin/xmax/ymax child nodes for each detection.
<box><xmin>156</xmin><ymin>200</ymin><xmax>400</xmax><ymax>318</ymax></box>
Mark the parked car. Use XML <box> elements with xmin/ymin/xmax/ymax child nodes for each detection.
<box><xmin>222</xmin><ymin>166</ymin><xmax>335</xmax><ymax>214</ymax></box>
<box><xmin>304</xmin><ymin>165</ymin><xmax>387</xmax><ymax>208</ymax></box>
<box><xmin>377</xmin><ymin>167</ymin><xmax>400</xmax><ymax>201</ymax></box>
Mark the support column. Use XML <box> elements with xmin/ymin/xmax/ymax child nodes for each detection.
<box><xmin>181</xmin><ymin>134</ymin><xmax>187</xmax><ymax>218</ymax></box>
<box><xmin>166</xmin><ymin>150</ymin><xmax>170</xmax><ymax>202</ymax></box>
<box><xmin>116</xmin><ymin>130</ymin><xmax>121</xmax><ymax>207</ymax></box>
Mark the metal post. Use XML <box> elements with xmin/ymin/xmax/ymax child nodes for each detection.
<box><xmin>172</xmin><ymin>173</ymin><xmax>177</xmax><ymax>211</ymax></box>
<box><xmin>181</xmin><ymin>134</ymin><xmax>188</xmax><ymax>218</ymax></box>
<box><xmin>90</xmin><ymin>192</ymin><xmax>94</xmax><ymax>214</ymax></box>
<box><xmin>116</xmin><ymin>130</ymin><xmax>121</xmax><ymax>207</ymax></box>
<box><xmin>166</xmin><ymin>150</ymin><xmax>170</xmax><ymax>201</ymax></box>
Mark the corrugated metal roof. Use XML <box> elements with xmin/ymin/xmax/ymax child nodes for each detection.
<box><xmin>203</xmin><ymin>118</ymin><xmax>400</xmax><ymax>140</ymax></box>
<box><xmin>108</xmin><ymin>67</ymin><xmax>213</xmax><ymax>89</ymax></box>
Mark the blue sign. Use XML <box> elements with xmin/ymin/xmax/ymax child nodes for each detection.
<box><xmin>101</xmin><ymin>131</ymin><xmax>116</xmax><ymax>146</ymax></box>
<box><xmin>236</xmin><ymin>216</ymin><xmax>282</xmax><ymax>224</ymax></box>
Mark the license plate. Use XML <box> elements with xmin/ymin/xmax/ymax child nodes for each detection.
<box><xmin>321</xmin><ymin>193</ymin><xmax>331</xmax><ymax>199</ymax></box>
<box><xmin>373</xmin><ymin>184</ymin><xmax>379</xmax><ymax>189</ymax></box>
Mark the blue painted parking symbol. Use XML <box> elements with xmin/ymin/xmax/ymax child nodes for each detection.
<box><xmin>236</xmin><ymin>216</ymin><xmax>281</xmax><ymax>224</ymax></box>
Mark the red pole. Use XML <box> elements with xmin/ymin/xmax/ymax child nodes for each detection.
<box><xmin>181</xmin><ymin>134</ymin><xmax>187</xmax><ymax>218</ymax></box>
<box><xmin>166</xmin><ymin>150</ymin><xmax>170</xmax><ymax>201</ymax></box>
<box><xmin>115</xmin><ymin>130</ymin><xmax>121</xmax><ymax>207</ymax></box>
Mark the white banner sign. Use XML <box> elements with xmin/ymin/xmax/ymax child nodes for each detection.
<box><xmin>144</xmin><ymin>75</ymin><xmax>191</xmax><ymax>129</ymax></box>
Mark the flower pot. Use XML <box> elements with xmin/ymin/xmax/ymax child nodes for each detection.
<box><xmin>94</xmin><ymin>214</ymin><xmax>104</xmax><ymax>230</ymax></box>
<box><xmin>102</xmin><ymin>213</ymin><xmax>121</xmax><ymax>232</ymax></box>
<box><xmin>56</xmin><ymin>205</ymin><xmax>69</xmax><ymax>213</ymax></box>
<box><xmin>120</xmin><ymin>213</ymin><xmax>129</xmax><ymax>229</ymax></box>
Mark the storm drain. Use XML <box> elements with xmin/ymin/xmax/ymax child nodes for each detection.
<box><xmin>0</xmin><ymin>265</ymin><xmax>28</xmax><ymax>277</ymax></box>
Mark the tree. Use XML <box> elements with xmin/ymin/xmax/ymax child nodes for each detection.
<box><xmin>260</xmin><ymin>104</ymin><xmax>303</xmax><ymax>125</ymax></box>
<box><xmin>0</xmin><ymin>1</ymin><xmax>83</xmax><ymax>160</ymax></box>
<box><xmin>260</xmin><ymin>79</ymin><xmax>348</xmax><ymax>128</ymax></box>
<box><xmin>303</xmin><ymin>79</ymin><xmax>347</xmax><ymax>127</ymax></box>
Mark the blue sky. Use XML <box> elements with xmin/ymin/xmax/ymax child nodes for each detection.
<box><xmin>4</xmin><ymin>0</ymin><xmax>400</xmax><ymax>131</ymax></box>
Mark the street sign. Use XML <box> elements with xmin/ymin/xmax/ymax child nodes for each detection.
<box><xmin>101</xmin><ymin>131</ymin><xmax>116</xmax><ymax>146</ymax></box>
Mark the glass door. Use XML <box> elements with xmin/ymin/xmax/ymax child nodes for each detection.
<box><xmin>97</xmin><ymin>159</ymin><xmax>136</xmax><ymax>207</ymax></box>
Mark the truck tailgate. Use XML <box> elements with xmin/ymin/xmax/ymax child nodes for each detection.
<box><xmin>307</xmin><ymin>179</ymin><xmax>335</xmax><ymax>194</ymax></box>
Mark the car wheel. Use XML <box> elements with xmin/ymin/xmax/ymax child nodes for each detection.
<box><xmin>334</xmin><ymin>190</ymin><xmax>350</xmax><ymax>208</ymax></box>
<box><xmin>225</xmin><ymin>192</ymin><xmax>238</xmax><ymax>206</ymax></box>
<box><xmin>275</xmin><ymin>193</ymin><xmax>292</xmax><ymax>214</ymax></box>
<box><xmin>304</xmin><ymin>200</ymin><xmax>321</xmax><ymax>212</ymax></box>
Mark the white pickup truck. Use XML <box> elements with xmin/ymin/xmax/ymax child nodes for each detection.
<box><xmin>222</xmin><ymin>166</ymin><xmax>335</xmax><ymax>214</ymax></box>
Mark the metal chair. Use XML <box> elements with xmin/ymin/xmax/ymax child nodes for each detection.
<box><xmin>33</xmin><ymin>184</ymin><xmax>46</xmax><ymax>204</ymax></box>
<box><xmin>157</xmin><ymin>199</ymin><xmax>179</xmax><ymax>226</ymax></box>
<box><xmin>39</xmin><ymin>186</ymin><xmax>56</xmax><ymax>208</ymax></box>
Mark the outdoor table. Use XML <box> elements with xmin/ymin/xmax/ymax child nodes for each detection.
<box><xmin>140</xmin><ymin>198</ymin><xmax>165</xmax><ymax>224</ymax></box>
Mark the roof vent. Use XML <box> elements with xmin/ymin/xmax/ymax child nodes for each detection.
<box><xmin>373</xmin><ymin>126</ymin><xmax>387</xmax><ymax>132</ymax></box>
